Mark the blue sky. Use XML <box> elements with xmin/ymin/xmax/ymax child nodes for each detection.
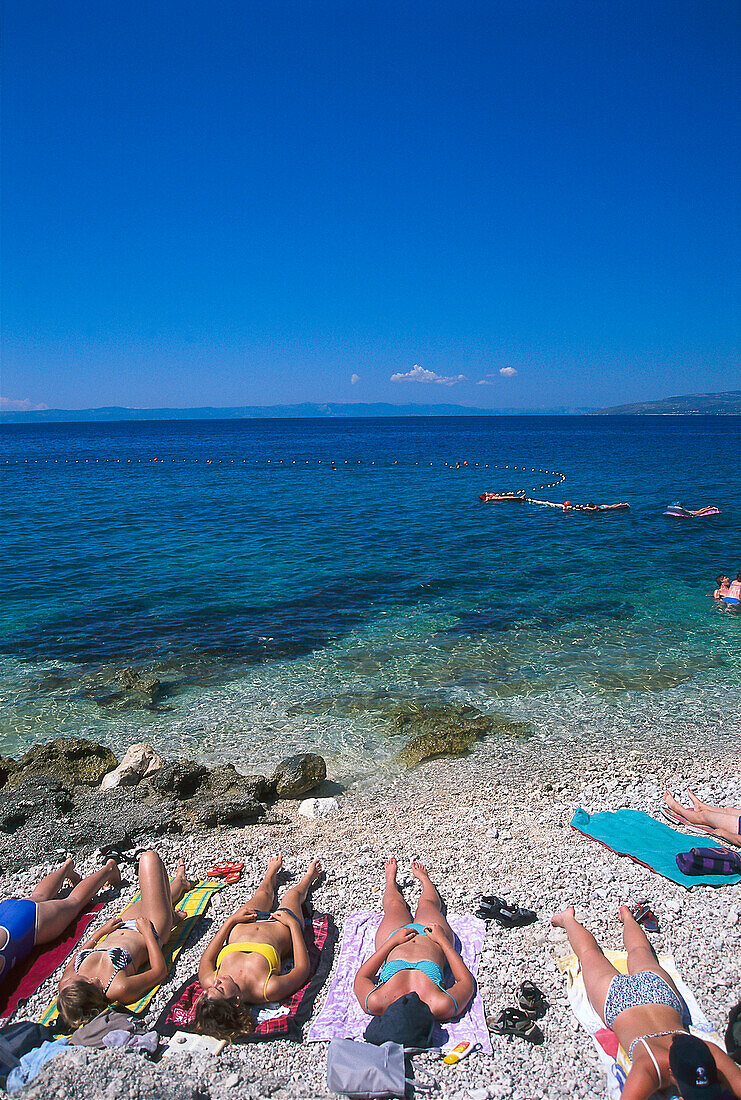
<box><xmin>2</xmin><ymin>0</ymin><xmax>739</xmax><ymax>411</ymax></box>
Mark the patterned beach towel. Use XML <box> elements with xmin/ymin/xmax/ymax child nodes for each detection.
<box><xmin>556</xmin><ymin>949</ymin><xmax>724</xmax><ymax>1099</ymax></box>
<box><xmin>0</xmin><ymin>903</ymin><xmax>105</xmax><ymax>1026</ymax></box>
<box><xmin>307</xmin><ymin>911</ymin><xmax>491</xmax><ymax>1055</ymax></box>
<box><xmin>39</xmin><ymin>879</ymin><xmax>224</xmax><ymax>1024</ymax></box>
<box><xmin>570</xmin><ymin>808</ymin><xmax>741</xmax><ymax>888</ymax></box>
<box><xmin>154</xmin><ymin>912</ymin><xmax>333</xmax><ymax>1043</ymax></box>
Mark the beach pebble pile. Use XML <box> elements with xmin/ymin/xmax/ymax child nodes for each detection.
<box><xmin>7</xmin><ymin>739</ymin><xmax>741</xmax><ymax>1100</ymax></box>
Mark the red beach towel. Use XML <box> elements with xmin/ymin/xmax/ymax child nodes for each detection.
<box><xmin>0</xmin><ymin>902</ymin><xmax>105</xmax><ymax>1025</ymax></box>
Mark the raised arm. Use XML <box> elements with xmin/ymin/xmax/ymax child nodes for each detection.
<box><xmin>197</xmin><ymin>906</ymin><xmax>257</xmax><ymax>988</ymax></box>
<box><xmin>353</xmin><ymin>927</ymin><xmax>418</xmax><ymax>1011</ymax></box>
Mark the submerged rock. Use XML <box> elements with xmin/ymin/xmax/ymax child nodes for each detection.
<box><xmin>270</xmin><ymin>753</ymin><xmax>327</xmax><ymax>798</ymax></box>
<box><xmin>6</xmin><ymin>736</ymin><xmax>117</xmax><ymax>788</ymax></box>
<box><xmin>393</xmin><ymin>703</ymin><xmax>532</xmax><ymax>767</ymax></box>
<box><xmin>397</xmin><ymin>730</ymin><xmax>478</xmax><ymax>767</ymax></box>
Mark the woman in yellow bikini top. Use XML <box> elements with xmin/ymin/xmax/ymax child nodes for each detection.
<box><xmin>195</xmin><ymin>855</ymin><xmax>322</xmax><ymax>1039</ymax></box>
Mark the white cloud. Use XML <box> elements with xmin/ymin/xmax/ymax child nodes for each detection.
<box><xmin>350</xmin><ymin>373</ymin><xmax>360</xmax><ymax>385</ymax></box>
<box><xmin>476</xmin><ymin>367</ymin><xmax>518</xmax><ymax>384</ymax></box>
<box><xmin>390</xmin><ymin>364</ymin><xmax>467</xmax><ymax>386</ymax></box>
<box><xmin>0</xmin><ymin>396</ymin><xmax>49</xmax><ymax>411</ymax></box>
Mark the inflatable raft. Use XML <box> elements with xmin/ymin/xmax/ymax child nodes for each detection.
<box><xmin>479</xmin><ymin>492</ymin><xmax>527</xmax><ymax>502</ymax></box>
<box><xmin>664</xmin><ymin>503</ymin><xmax>720</xmax><ymax>518</ymax></box>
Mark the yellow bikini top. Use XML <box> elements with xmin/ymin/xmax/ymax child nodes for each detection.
<box><xmin>215</xmin><ymin>941</ymin><xmax>280</xmax><ymax>1001</ymax></box>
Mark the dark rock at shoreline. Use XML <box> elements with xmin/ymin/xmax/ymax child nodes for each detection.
<box><xmin>0</xmin><ymin>755</ymin><xmax>18</xmax><ymax>788</ymax></box>
<box><xmin>0</xmin><ymin>776</ymin><xmax>74</xmax><ymax>834</ymax></box>
<box><xmin>5</xmin><ymin>737</ymin><xmax>117</xmax><ymax>789</ymax></box>
<box><xmin>270</xmin><ymin>754</ymin><xmax>327</xmax><ymax>798</ymax></box>
<box><xmin>0</xmin><ymin>737</ymin><xmax>328</xmax><ymax>871</ymax></box>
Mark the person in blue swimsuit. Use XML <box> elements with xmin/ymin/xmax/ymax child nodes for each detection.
<box><xmin>354</xmin><ymin>859</ymin><xmax>474</xmax><ymax>1041</ymax></box>
<box><xmin>0</xmin><ymin>857</ymin><xmax>121</xmax><ymax>982</ymax></box>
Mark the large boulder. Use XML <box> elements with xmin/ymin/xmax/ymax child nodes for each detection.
<box><xmin>270</xmin><ymin>753</ymin><xmax>327</xmax><ymax>799</ymax></box>
<box><xmin>100</xmin><ymin>743</ymin><xmax>165</xmax><ymax>789</ymax></box>
<box><xmin>147</xmin><ymin>760</ymin><xmax>209</xmax><ymax>800</ymax></box>
<box><xmin>6</xmin><ymin>737</ymin><xmax>117</xmax><ymax>788</ymax></box>
<box><xmin>186</xmin><ymin>765</ymin><xmax>269</xmax><ymax>828</ymax></box>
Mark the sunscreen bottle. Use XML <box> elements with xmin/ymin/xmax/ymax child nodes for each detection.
<box><xmin>443</xmin><ymin>1040</ymin><xmax>477</xmax><ymax>1064</ymax></box>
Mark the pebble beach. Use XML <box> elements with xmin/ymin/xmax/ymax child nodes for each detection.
<box><xmin>6</xmin><ymin>736</ymin><xmax>740</xmax><ymax>1100</ymax></box>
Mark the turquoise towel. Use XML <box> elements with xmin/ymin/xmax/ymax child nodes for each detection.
<box><xmin>570</xmin><ymin>807</ymin><xmax>741</xmax><ymax>888</ymax></box>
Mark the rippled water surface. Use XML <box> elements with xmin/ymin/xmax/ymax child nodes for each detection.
<box><xmin>1</xmin><ymin>417</ymin><xmax>739</xmax><ymax>779</ymax></box>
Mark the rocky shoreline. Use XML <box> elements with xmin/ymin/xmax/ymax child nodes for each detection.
<box><xmin>1</xmin><ymin>735</ymin><xmax>740</xmax><ymax>1099</ymax></box>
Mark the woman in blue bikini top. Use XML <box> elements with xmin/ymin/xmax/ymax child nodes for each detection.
<box><xmin>353</xmin><ymin>859</ymin><xmax>474</xmax><ymax>1025</ymax></box>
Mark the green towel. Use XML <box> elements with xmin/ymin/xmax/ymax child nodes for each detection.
<box><xmin>570</xmin><ymin>807</ymin><xmax>741</xmax><ymax>888</ymax></box>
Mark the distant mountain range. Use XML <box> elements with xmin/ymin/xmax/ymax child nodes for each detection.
<box><xmin>1</xmin><ymin>392</ymin><xmax>738</xmax><ymax>422</ymax></box>
<box><xmin>592</xmin><ymin>391</ymin><xmax>741</xmax><ymax>415</ymax></box>
<box><xmin>0</xmin><ymin>402</ymin><xmax>593</xmax><ymax>423</ymax></box>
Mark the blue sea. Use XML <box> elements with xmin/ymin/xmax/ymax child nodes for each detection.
<box><xmin>1</xmin><ymin>417</ymin><xmax>739</xmax><ymax>781</ymax></box>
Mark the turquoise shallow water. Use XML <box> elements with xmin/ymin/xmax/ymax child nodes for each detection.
<box><xmin>1</xmin><ymin>416</ymin><xmax>739</xmax><ymax>779</ymax></box>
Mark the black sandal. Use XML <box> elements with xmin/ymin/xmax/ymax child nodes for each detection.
<box><xmin>478</xmin><ymin>896</ymin><xmax>537</xmax><ymax>927</ymax></box>
<box><xmin>517</xmin><ymin>981</ymin><xmax>548</xmax><ymax>1019</ymax></box>
<box><xmin>486</xmin><ymin>1007</ymin><xmax>544</xmax><ymax>1045</ymax></box>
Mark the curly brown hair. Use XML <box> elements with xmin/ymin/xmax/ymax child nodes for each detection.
<box><xmin>194</xmin><ymin>992</ymin><xmax>256</xmax><ymax>1041</ymax></box>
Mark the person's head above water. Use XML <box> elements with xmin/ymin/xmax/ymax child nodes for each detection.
<box><xmin>716</xmin><ymin>575</ymin><xmax>730</xmax><ymax>587</ymax></box>
<box><xmin>364</xmin><ymin>992</ymin><xmax>436</xmax><ymax>1048</ymax></box>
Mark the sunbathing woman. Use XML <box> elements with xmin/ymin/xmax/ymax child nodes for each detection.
<box><xmin>354</xmin><ymin>859</ymin><xmax>474</xmax><ymax>1042</ymax></box>
<box><xmin>57</xmin><ymin>850</ymin><xmax>191</xmax><ymax>1028</ymax></box>
<box><xmin>551</xmin><ymin>905</ymin><xmax>741</xmax><ymax>1100</ymax></box>
<box><xmin>0</xmin><ymin>857</ymin><xmax>121</xmax><ymax>981</ymax></box>
<box><xmin>664</xmin><ymin>790</ymin><xmax>741</xmax><ymax>846</ymax></box>
<box><xmin>195</xmin><ymin>855</ymin><xmax>321</xmax><ymax>1039</ymax></box>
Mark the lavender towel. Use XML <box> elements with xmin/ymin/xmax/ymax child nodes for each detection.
<box><xmin>307</xmin><ymin>911</ymin><xmax>491</xmax><ymax>1054</ymax></box>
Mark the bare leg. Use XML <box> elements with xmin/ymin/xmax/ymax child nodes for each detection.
<box><xmin>551</xmin><ymin>907</ymin><xmax>619</xmax><ymax>1022</ymax></box>
<box><xmin>31</xmin><ymin>858</ymin><xmax>81</xmax><ymax>902</ymax></box>
<box><xmin>34</xmin><ymin>859</ymin><xmax>121</xmax><ymax>944</ymax></box>
<box><xmin>619</xmin><ymin>905</ymin><xmax>683</xmax><ymax>998</ymax></box>
<box><xmin>411</xmin><ymin>861</ymin><xmax>454</xmax><ymax>943</ymax></box>
<box><xmin>244</xmin><ymin>855</ymin><xmax>283</xmax><ymax>913</ymax></box>
<box><xmin>664</xmin><ymin>791</ymin><xmax>741</xmax><ymax>844</ymax></box>
<box><xmin>277</xmin><ymin>859</ymin><xmax>322</xmax><ymax>919</ymax></box>
<box><xmin>119</xmin><ymin>851</ymin><xmax>188</xmax><ymax>941</ymax></box>
<box><xmin>375</xmin><ymin>858</ymin><xmax>412</xmax><ymax>948</ymax></box>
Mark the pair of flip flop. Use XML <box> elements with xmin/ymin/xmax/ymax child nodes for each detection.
<box><xmin>476</xmin><ymin>895</ymin><xmax>537</xmax><ymax>927</ymax></box>
<box><xmin>487</xmin><ymin>981</ymin><xmax>548</xmax><ymax>1045</ymax></box>
<box><xmin>208</xmin><ymin>860</ymin><xmax>244</xmax><ymax>885</ymax></box>
<box><xmin>630</xmin><ymin>900</ymin><xmax>660</xmax><ymax>933</ymax></box>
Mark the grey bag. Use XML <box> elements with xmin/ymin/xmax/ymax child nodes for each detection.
<box><xmin>327</xmin><ymin>1039</ymin><xmax>435</xmax><ymax>1099</ymax></box>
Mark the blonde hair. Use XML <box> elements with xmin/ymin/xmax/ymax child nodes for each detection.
<box><xmin>57</xmin><ymin>979</ymin><xmax>109</xmax><ymax>1029</ymax></box>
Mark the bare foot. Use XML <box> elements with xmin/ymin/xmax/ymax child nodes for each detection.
<box><xmin>663</xmin><ymin>791</ymin><xmax>692</xmax><ymax>818</ymax></box>
<box><xmin>266</xmin><ymin>854</ymin><xmax>284</xmax><ymax>880</ymax></box>
<box><xmin>410</xmin><ymin>860</ymin><xmax>430</xmax><ymax>882</ymax></box>
<box><xmin>385</xmin><ymin>857</ymin><xmax>398</xmax><ymax>882</ymax></box>
<box><xmin>173</xmin><ymin>858</ymin><xmax>193</xmax><ymax>894</ymax></box>
<box><xmin>63</xmin><ymin>858</ymin><xmax>82</xmax><ymax>888</ymax></box>
<box><xmin>686</xmin><ymin>788</ymin><xmax>705</xmax><ymax>812</ymax></box>
<box><xmin>105</xmin><ymin>859</ymin><xmax>122</xmax><ymax>890</ymax></box>
<box><xmin>618</xmin><ymin>904</ymin><xmax>634</xmax><ymax>924</ymax></box>
<box><xmin>551</xmin><ymin>906</ymin><xmax>575</xmax><ymax>928</ymax></box>
<box><xmin>302</xmin><ymin>859</ymin><xmax>322</xmax><ymax>888</ymax></box>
